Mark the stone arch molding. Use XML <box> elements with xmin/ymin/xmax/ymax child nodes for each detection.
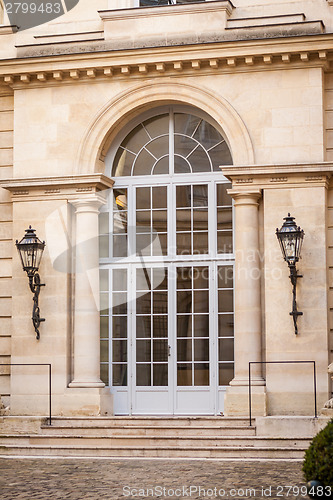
<box><xmin>75</xmin><ymin>81</ymin><xmax>255</xmax><ymax>174</ymax></box>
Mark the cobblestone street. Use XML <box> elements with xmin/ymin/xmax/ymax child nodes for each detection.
<box><xmin>0</xmin><ymin>458</ymin><xmax>307</xmax><ymax>500</ymax></box>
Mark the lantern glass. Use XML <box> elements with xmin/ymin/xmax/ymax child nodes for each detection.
<box><xmin>276</xmin><ymin>214</ymin><xmax>304</xmax><ymax>265</ymax></box>
<box><xmin>16</xmin><ymin>226</ymin><xmax>45</xmax><ymax>275</ymax></box>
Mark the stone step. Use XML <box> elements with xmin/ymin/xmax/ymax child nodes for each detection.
<box><xmin>0</xmin><ymin>443</ymin><xmax>307</xmax><ymax>459</ymax></box>
<box><xmin>45</xmin><ymin>416</ymin><xmax>251</xmax><ymax>428</ymax></box>
<box><xmin>39</xmin><ymin>425</ymin><xmax>256</xmax><ymax>437</ymax></box>
<box><xmin>0</xmin><ymin>434</ymin><xmax>312</xmax><ymax>448</ymax></box>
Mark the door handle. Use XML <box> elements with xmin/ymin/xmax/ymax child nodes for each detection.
<box><xmin>168</xmin><ymin>345</ymin><xmax>171</xmax><ymax>357</ymax></box>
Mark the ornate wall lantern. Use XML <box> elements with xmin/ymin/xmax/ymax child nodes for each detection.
<box><xmin>16</xmin><ymin>226</ymin><xmax>46</xmax><ymax>340</ymax></box>
<box><xmin>276</xmin><ymin>214</ymin><xmax>304</xmax><ymax>335</ymax></box>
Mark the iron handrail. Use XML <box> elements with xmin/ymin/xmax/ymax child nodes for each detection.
<box><xmin>248</xmin><ymin>360</ymin><xmax>317</xmax><ymax>426</ymax></box>
<box><xmin>0</xmin><ymin>363</ymin><xmax>52</xmax><ymax>425</ymax></box>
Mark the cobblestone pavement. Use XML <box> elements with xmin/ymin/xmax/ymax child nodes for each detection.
<box><xmin>0</xmin><ymin>458</ymin><xmax>307</xmax><ymax>500</ymax></box>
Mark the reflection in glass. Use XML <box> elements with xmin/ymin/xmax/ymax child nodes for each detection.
<box><xmin>177</xmin><ymin>363</ymin><xmax>192</xmax><ymax>386</ymax></box>
<box><xmin>137</xmin><ymin>364</ymin><xmax>151</xmax><ymax>386</ymax></box>
<box><xmin>113</xmin><ymin>340</ymin><xmax>127</xmax><ymax>362</ymax></box>
<box><xmin>113</xmin><ymin>364</ymin><xmax>127</xmax><ymax>386</ymax></box>
<box><xmin>153</xmin><ymin>364</ymin><xmax>168</xmax><ymax>386</ymax></box>
<box><xmin>112</xmin><ymin>316</ymin><xmax>127</xmax><ymax>338</ymax></box>
<box><xmin>194</xmin><ymin>363</ymin><xmax>209</xmax><ymax>385</ymax></box>
<box><xmin>219</xmin><ymin>338</ymin><xmax>234</xmax><ymax>361</ymax></box>
<box><xmin>137</xmin><ymin>340</ymin><xmax>151</xmax><ymax>362</ymax></box>
<box><xmin>219</xmin><ymin>363</ymin><xmax>234</xmax><ymax>386</ymax></box>
<box><xmin>136</xmin><ymin>316</ymin><xmax>151</xmax><ymax>338</ymax></box>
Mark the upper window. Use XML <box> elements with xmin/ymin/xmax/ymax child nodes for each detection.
<box><xmin>111</xmin><ymin>111</ymin><xmax>232</xmax><ymax>177</ymax></box>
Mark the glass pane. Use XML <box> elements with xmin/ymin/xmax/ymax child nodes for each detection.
<box><xmin>177</xmin><ymin>267</ymin><xmax>192</xmax><ymax>289</ymax></box>
<box><xmin>177</xmin><ymin>363</ymin><xmax>192</xmax><ymax>386</ymax></box>
<box><xmin>136</xmin><ymin>210</ymin><xmax>151</xmax><ymax>231</ymax></box>
<box><xmin>218</xmin><ymin>266</ymin><xmax>233</xmax><ymax>288</ymax></box>
<box><xmin>193</xmin><ymin>185</ymin><xmax>208</xmax><ymax>207</ymax></box>
<box><xmin>114</xmin><ymin>188</ymin><xmax>127</xmax><ymax>209</ymax></box>
<box><xmin>217</xmin><ymin>207</ymin><xmax>232</xmax><ymax>230</ymax></box>
<box><xmin>100</xmin><ymin>293</ymin><xmax>108</xmax><ymax>315</ymax></box>
<box><xmin>193</xmin><ymin>267</ymin><xmax>209</xmax><ymax>289</ymax></box>
<box><xmin>193</xmin><ymin>232</ymin><xmax>208</xmax><ymax>254</ymax></box>
<box><xmin>218</xmin><ymin>314</ymin><xmax>234</xmax><ymax>338</ymax></box>
<box><xmin>100</xmin><ymin>270</ymin><xmax>109</xmax><ymax>291</ymax></box>
<box><xmin>218</xmin><ymin>290</ymin><xmax>233</xmax><ymax>313</ymax></box>
<box><xmin>113</xmin><ymin>340</ymin><xmax>127</xmax><ymax>362</ymax></box>
<box><xmin>137</xmin><ymin>292</ymin><xmax>151</xmax><ymax>314</ymax></box>
<box><xmin>177</xmin><ymin>290</ymin><xmax>192</xmax><ymax>314</ymax></box>
<box><xmin>153</xmin><ymin>268</ymin><xmax>167</xmax><ymax>290</ymax></box>
<box><xmin>99</xmin><ymin>212</ymin><xmax>109</xmax><ymax>234</ymax></box>
<box><xmin>100</xmin><ymin>340</ymin><xmax>109</xmax><ymax>363</ymax></box>
<box><xmin>113</xmin><ymin>234</ymin><xmax>127</xmax><ymax>258</ymax></box>
<box><xmin>210</xmin><ymin>141</ymin><xmax>233</xmax><ymax>170</ymax></box>
<box><xmin>174</xmin><ymin>113</ymin><xmax>200</xmax><ymax>136</ymax></box>
<box><xmin>193</xmin><ymin>290</ymin><xmax>209</xmax><ymax>313</ymax></box>
<box><xmin>174</xmin><ymin>134</ymin><xmax>198</xmax><ymax>157</ymax></box>
<box><xmin>217</xmin><ymin>231</ymin><xmax>233</xmax><ymax>254</ymax></box>
<box><xmin>177</xmin><ymin>315</ymin><xmax>192</xmax><ymax>337</ymax></box>
<box><xmin>113</xmin><ymin>211</ymin><xmax>127</xmax><ymax>234</ymax></box>
<box><xmin>153</xmin><ymin>315</ymin><xmax>168</xmax><ymax>337</ymax></box>
<box><xmin>112</xmin><ymin>148</ymin><xmax>134</xmax><ymax>177</ymax></box>
<box><xmin>113</xmin><ymin>364</ymin><xmax>127</xmax><ymax>386</ymax></box>
<box><xmin>112</xmin><ymin>316</ymin><xmax>127</xmax><ymax>339</ymax></box>
<box><xmin>144</xmin><ymin>114</ymin><xmax>168</xmax><ymax>138</ymax></box>
<box><xmin>193</xmin><ymin>119</ymin><xmax>222</xmax><ymax>149</ymax></box>
<box><xmin>194</xmin><ymin>339</ymin><xmax>209</xmax><ymax>361</ymax></box>
<box><xmin>100</xmin><ymin>364</ymin><xmax>109</xmax><ymax>385</ymax></box>
<box><xmin>219</xmin><ymin>363</ymin><xmax>234</xmax><ymax>386</ymax></box>
<box><xmin>152</xmin><ymin>186</ymin><xmax>167</xmax><ymax>209</ymax></box>
<box><xmin>146</xmin><ymin>135</ymin><xmax>169</xmax><ymax>158</ymax></box>
<box><xmin>153</xmin><ymin>210</ymin><xmax>167</xmax><ymax>232</ymax></box>
<box><xmin>174</xmin><ymin>155</ymin><xmax>191</xmax><ymax>174</ymax></box>
<box><xmin>154</xmin><ymin>233</ymin><xmax>167</xmax><ymax>256</ymax></box>
<box><xmin>99</xmin><ymin>235</ymin><xmax>109</xmax><ymax>258</ymax></box>
<box><xmin>176</xmin><ymin>209</ymin><xmax>191</xmax><ymax>232</ymax></box>
<box><xmin>176</xmin><ymin>185</ymin><xmax>191</xmax><ymax>207</ymax></box>
<box><xmin>133</xmin><ymin>149</ymin><xmax>155</xmax><ymax>176</ymax></box>
<box><xmin>136</xmin><ymin>316</ymin><xmax>151</xmax><ymax>338</ymax></box>
<box><xmin>153</xmin><ymin>291</ymin><xmax>168</xmax><ymax>314</ymax></box>
<box><xmin>217</xmin><ymin>183</ymin><xmax>232</xmax><ymax>206</ymax></box>
<box><xmin>153</xmin><ymin>364</ymin><xmax>168</xmax><ymax>386</ymax></box>
<box><xmin>136</xmin><ymin>268</ymin><xmax>152</xmax><ymax>291</ymax></box>
<box><xmin>219</xmin><ymin>338</ymin><xmax>234</xmax><ymax>362</ymax></box>
<box><xmin>177</xmin><ymin>232</ymin><xmax>191</xmax><ymax>255</ymax></box>
<box><xmin>113</xmin><ymin>293</ymin><xmax>127</xmax><ymax>314</ymax></box>
<box><xmin>100</xmin><ymin>316</ymin><xmax>109</xmax><ymax>339</ymax></box>
<box><xmin>153</xmin><ymin>339</ymin><xmax>168</xmax><ymax>362</ymax></box>
<box><xmin>137</xmin><ymin>364</ymin><xmax>151</xmax><ymax>386</ymax></box>
<box><xmin>193</xmin><ymin>208</ymin><xmax>208</xmax><ymax>231</ymax></box>
<box><xmin>193</xmin><ymin>315</ymin><xmax>209</xmax><ymax>337</ymax></box>
<box><xmin>112</xmin><ymin>269</ymin><xmax>127</xmax><ymax>291</ymax></box>
<box><xmin>177</xmin><ymin>339</ymin><xmax>192</xmax><ymax>361</ymax></box>
<box><xmin>121</xmin><ymin>123</ymin><xmax>149</xmax><ymax>154</ymax></box>
<box><xmin>153</xmin><ymin>156</ymin><xmax>169</xmax><ymax>175</ymax></box>
<box><xmin>187</xmin><ymin>146</ymin><xmax>211</xmax><ymax>173</ymax></box>
<box><xmin>194</xmin><ymin>363</ymin><xmax>209</xmax><ymax>386</ymax></box>
<box><xmin>136</xmin><ymin>234</ymin><xmax>151</xmax><ymax>256</ymax></box>
<box><xmin>136</xmin><ymin>340</ymin><xmax>151</xmax><ymax>362</ymax></box>
<box><xmin>136</xmin><ymin>187</ymin><xmax>150</xmax><ymax>209</ymax></box>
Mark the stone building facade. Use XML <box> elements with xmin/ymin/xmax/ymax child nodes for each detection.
<box><xmin>0</xmin><ymin>0</ymin><xmax>332</xmax><ymax>417</ymax></box>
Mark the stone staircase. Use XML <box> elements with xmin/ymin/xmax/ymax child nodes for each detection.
<box><xmin>0</xmin><ymin>416</ymin><xmax>311</xmax><ymax>459</ymax></box>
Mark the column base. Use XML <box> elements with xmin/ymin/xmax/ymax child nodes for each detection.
<box><xmin>224</xmin><ymin>385</ymin><xmax>267</xmax><ymax>417</ymax></box>
<box><xmin>63</xmin><ymin>387</ymin><xmax>114</xmax><ymax>416</ymax></box>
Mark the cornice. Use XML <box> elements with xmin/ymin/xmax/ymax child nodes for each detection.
<box><xmin>0</xmin><ymin>174</ymin><xmax>114</xmax><ymax>201</ymax></box>
<box><xmin>221</xmin><ymin>162</ymin><xmax>333</xmax><ymax>189</ymax></box>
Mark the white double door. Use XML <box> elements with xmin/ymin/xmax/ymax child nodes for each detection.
<box><xmin>113</xmin><ymin>261</ymin><xmax>228</xmax><ymax>415</ymax></box>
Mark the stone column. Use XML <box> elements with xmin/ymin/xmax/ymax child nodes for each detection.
<box><xmin>224</xmin><ymin>189</ymin><xmax>266</xmax><ymax>416</ymax></box>
<box><xmin>69</xmin><ymin>194</ymin><xmax>106</xmax><ymax>388</ymax></box>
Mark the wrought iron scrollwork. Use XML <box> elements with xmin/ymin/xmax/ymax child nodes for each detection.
<box><xmin>28</xmin><ymin>273</ymin><xmax>45</xmax><ymax>340</ymax></box>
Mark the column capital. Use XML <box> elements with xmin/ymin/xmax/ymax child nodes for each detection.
<box><xmin>71</xmin><ymin>192</ymin><xmax>107</xmax><ymax>213</ymax></box>
<box><xmin>227</xmin><ymin>188</ymin><xmax>262</xmax><ymax>205</ymax></box>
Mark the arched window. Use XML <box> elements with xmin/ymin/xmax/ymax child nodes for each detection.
<box><xmin>100</xmin><ymin>106</ymin><xmax>234</xmax><ymax>415</ymax></box>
